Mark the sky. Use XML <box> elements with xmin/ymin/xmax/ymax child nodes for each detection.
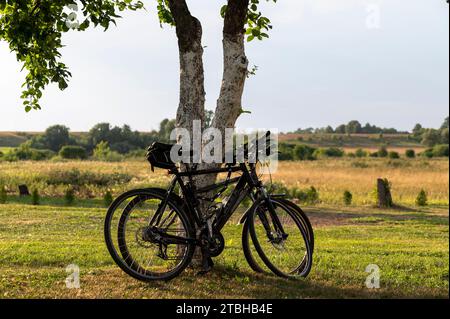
<box><xmin>0</xmin><ymin>0</ymin><xmax>449</xmax><ymax>132</ymax></box>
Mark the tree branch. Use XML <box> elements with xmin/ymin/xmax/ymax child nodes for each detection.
<box><xmin>167</xmin><ymin>0</ymin><xmax>202</xmax><ymax>52</ymax></box>
<box><xmin>223</xmin><ymin>0</ymin><xmax>249</xmax><ymax>40</ymax></box>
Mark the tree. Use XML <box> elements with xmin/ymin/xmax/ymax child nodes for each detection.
<box><xmin>412</xmin><ymin>123</ymin><xmax>423</xmax><ymax>136</ymax></box>
<box><xmin>345</xmin><ymin>120</ymin><xmax>362</xmax><ymax>134</ymax></box>
<box><xmin>335</xmin><ymin>124</ymin><xmax>347</xmax><ymax>134</ymax></box>
<box><xmin>59</xmin><ymin>145</ymin><xmax>87</xmax><ymax>160</ymax></box>
<box><xmin>421</xmin><ymin>129</ymin><xmax>441</xmax><ymax>147</ymax></box>
<box><xmin>42</xmin><ymin>125</ymin><xmax>71</xmax><ymax>152</ymax></box>
<box><xmin>441</xmin><ymin>117</ymin><xmax>449</xmax><ymax>130</ymax></box>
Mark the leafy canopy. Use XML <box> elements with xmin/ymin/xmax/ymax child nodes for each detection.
<box><xmin>0</xmin><ymin>0</ymin><xmax>144</xmax><ymax>111</ymax></box>
<box><xmin>0</xmin><ymin>0</ymin><xmax>275</xmax><ymax>111</ymax></box>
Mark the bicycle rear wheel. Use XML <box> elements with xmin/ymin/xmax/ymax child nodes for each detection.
<box><xmin>104</xmin><ymin>189</ymin><xmax>196</xmax><ymax>282</ymax></box>
<box><xmin>248</xmin><ymin>199</ymin><xmax>313</xmax><ymax>278</ymax></box>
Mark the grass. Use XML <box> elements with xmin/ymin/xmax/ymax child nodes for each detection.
<box><xmin>0</xmin><ymin>158</ymin><xmax>447</xmax><ymax>298</ymax></box>
<box><xmin>0</xmin><ymin>158</ymin><xmax>448</xmax><ymax>206</ymax></box>
<box><xmin>268</xmin><ymin>158</ymin><xmax>449</xmax><ymax>206</ymax></box>
<box><xmin>0</xmin><ymin>201</ymin><xmax>448</xmax><ymax>299</ymax></box>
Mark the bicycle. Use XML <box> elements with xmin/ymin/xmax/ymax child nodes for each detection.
<box><xmin>104</xmin><ymin>132</ymin><xmax>314</xmax><ymax>282</ymax></box>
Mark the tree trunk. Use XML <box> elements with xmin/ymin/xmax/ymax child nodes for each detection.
<box><xmin>377</xmin><ymin>178</ymin><xmax>393</xmax><ymax>208</ymax></box>
<box><xmin>168</xmin><ymin>0</ymin><xmax>250</xmax><ymax>269</ymax></box>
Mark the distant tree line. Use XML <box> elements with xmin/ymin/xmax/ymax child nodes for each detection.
<box><xmin>411</xmin><ymin>117</ymin><xmax>449</xmax><ymax>147</ymax></box>
<box><xmin>291</xmin><ymin>120</ymin><xmax>409</xmax><ymax>135</ymax></box>
<box><xmin>0</xmin><ymin>119</ymin><xmax>177</xmax><ymax>161</ymax></box>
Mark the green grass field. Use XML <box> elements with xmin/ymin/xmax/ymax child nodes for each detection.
<box><xmin>0</xmin><ymin>200</ymin><xmax>447</xmax><ymax>299</ymax></box>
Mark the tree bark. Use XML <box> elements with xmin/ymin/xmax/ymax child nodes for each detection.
<box><xmin>377</xmin><ymin>178</ymin><xmax>394</xmax><ymax>208</ymax></box>
<box><xmin>167</xmin><ymin>0</ymin><xmax>206</xmax><ymax>139</ymax></box>
<box><xmin>167</xmin><ymin>0</ymin><xmax>250</xmax><ymax>268</ymax></box>
<box><xmin>212</xmin><ymin>0</ymin><xmax>250</xmax><ymax>135</ymax></box>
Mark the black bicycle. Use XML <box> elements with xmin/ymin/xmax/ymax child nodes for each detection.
<box><xmin>104</xmin><ymin>132</ymin><xmax>314</xmax><ymax>282</ymax></box>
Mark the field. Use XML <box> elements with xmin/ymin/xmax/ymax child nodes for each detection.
<box><xmin>0</xmin><ymin>158</ymin><xmax>448</xmax><ymax>299</ymax></box>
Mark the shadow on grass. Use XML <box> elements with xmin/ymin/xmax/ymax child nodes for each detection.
<box><xmin>2</xmin><ymin>195</ymin><xmax>108</xmax><ymax>209</ymax></box>
<box><xmin>133</xmin><ymin>264</ymin><xmax>445</xmax><ymax>299</ymax></box>
<box><xmin>305</xmin><ymin>205</ymin><xmax>449</xmax><ymax>227</ymax></box>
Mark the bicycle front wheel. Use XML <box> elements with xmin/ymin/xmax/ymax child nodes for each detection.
<box><xmin>248</xmin><ymin>199</ymin><xmax>313</xmax><ymax>278</ymax></box>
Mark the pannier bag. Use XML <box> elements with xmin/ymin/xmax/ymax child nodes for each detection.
<box><xmin>146</xmin><ymin>142</ymin><xmax>176</xmax><ymax>171</ymax></box>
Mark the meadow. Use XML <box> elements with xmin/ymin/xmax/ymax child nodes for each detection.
<box><xmin>0</xmin><ymin>157</ymin><xmax>448</xmax><ymax>299</ymax></box>
<box><xmin>0</xmin><ymin>158</ymin><xmax>448</xmax><ymax>206</ymax></box>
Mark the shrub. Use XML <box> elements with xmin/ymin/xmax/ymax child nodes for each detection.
<box><xmin>351</xmin><ymin>161</ymin><xmax>369</xmax><ymax>168</ymax></box>
<box><xmin>64</xmin><ymin>188</ymin><xmax>75</xmax><ymax>205</ymax></box>
<box><xmin>355</xmin><ymin>149</ymin><xmax>368</xmax><ymax>158</ymax></box>
<box><xmin>405</xmin><ymin>149</ymin><xmax>416</xmax><ymax>158</ymax></box>
<box><xmin>432</xmin><ymin>144</ymin><xmax>449</xmax><ymax>157</ymax></box>
<box><xmin>45</xmin><ymin>169</ymin><xmax>133</xmax><ymax>187</ymax></box>
<box><xmin>378</xmin><ymin>147</ymin><xmax>388</xmax><ymax>158</ymax></box>
<box><xmin>0</xmin><ymin>186</ymin><xmax>7</xmax><ymax>204</ymax></box>
<box><xmin>293</xmin><ymin>145</ymin><xmax>316</xmax><ymax>161</ymax></box>
<box><xmin>278</xmin><ymin>143</ymin><xmax>295</xmax><ymax>161</ymax></box>
<box><xmin>314</xmin><ymin>147</ymin><xmax>345</xmax><ymax>158</ymax></box>
<box><xmin>31</xmin><ymin>189</ymin><xmax>40</xmax><ymax>206</ymax></box>
<box><xmin>343</xmin><ymin>190</ymin><xmax>353</xmax><ymax>205</ymax></box>
<box><xmin>59</xmin><ymin>146</ymin><xmax>87</xmax><ymax>160</ymax></box>
<box><xmin>306</xmin><ymin>186</ymin><xmax>319</xmax><ymax>204</ymax></box>
<box><xmin>421</xmin><ymin>149</ymin><xmax>434</xmax><ymax>158</ymax></box>
<box><xmin>369</xmin><ymin>152</ymin><xmax>379</xmax><ymax>158</ymax></box>
<box><xmin>125</xmin><ymin>149</ymin><xmax>147</xmax><ymax>159</ymax></box>
<box><xmin>290</xmin><ymin>187</ymin><xmax>308</xmax><ymax>202</ymax></box>
<box><xmin>388</xmin><ymin>151</ymin><xmax>400</xmax><ymax>159</ymax></box>
<box><xmin>8</xmin><ymin>142</ymin><xmax>54</xmax><ymax>161</ymax></box>
<box><xmin>93</xmin><ymin>141</ymin><xmax>123</xmax><ymax>162</ymax></box>
<box><xmin>104</xmin><ymin>190</ymin><xmax>113</xmax><ymax>207</ymax></box>
<box><xmin>271</xmin><ymin>182</ymin><xmax>290</xmax><ymax>195</ymax></box>
<box><xmin>415</xmin><ymin>189</ymin><xmax>428</xmax><ymax>207</ymax></box>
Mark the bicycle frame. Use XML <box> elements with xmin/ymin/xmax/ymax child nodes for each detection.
<box><xmin>153</xmin><ymin>162</ymin><xmax>286</xmax><ymax>245</ymax></box>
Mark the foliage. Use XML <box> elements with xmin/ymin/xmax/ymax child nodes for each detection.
<box><xmin>0</xmin><ymin>0</ymin><xmax>144</xmax><ymax>111</ymax></box>
<box><xmin>415</xmin><ymin>189</ymin><xmax>428</xmax><ymax>207</ymax></box>
<box><xmin>314</xmin><ymin>147</ymin><xmax>345</xmax><ymax>158</ymax></box>
<box><xmin>343</xmin><ymin>190</ymin><xmax>353</xmax><ymax>206</ymax></box>
<box><xmin>293</xmin><ymin>145</ymin><xmax>316</xmax><ymax>161</ymax></box>
<box><xmin>432</xmin><ymin>144</ymin><xmax>449</xmax><ymax>157</ymax></box>
<box><xmin>31</xmin><ymin>189</ymin><xmax>40</xmax><ymax>205</ymax></box>
<box><xmin>0</xmin><ymin>185</ymin><xmax>6</xmax><ymax>204</ymax></box>
<box><xmin>355</xmin><ymin>149</ymin><xmax>368</xmax><ymax>158</ymax></box>
<box><xmin>421</xmin><ymin>144</ymin><xmax>449</xmax><ymax>158</ymax></box>
<box><xmin>388</xmin><ymin>151</ymin><xmax>400</xmax><ymax>159</ymax></box>
<box><xmin>278</xmin><ymin>143</ymin><xmax>295</xmax><ymax>161</ymax></box>
<box><xmin>36</xmin><ymin>125</ymin><xmax>72</xmax><ymax>152</ymax></box>
<box><xmin>405</xmin><ymin>149</ymin><xmax>416</xmax><ymax>158</ymax></box>
<box><xmin>59</xmin><ymin>145</ymin><xmax>87</xmax><ymax>160</ymax></box>
<box><xmin>305</xmin><ymin>186</ymin><xmax>320</xmax><ymax>204</ymax></box>
<box><xmin>46</xmin><ymin>169</ymin><xmax>132</xmax><ymax>187</ymax></box>
<box><xmin>3</xmin><ymin>142</ymin><xmax>54</xmax><ymax>161</ymax></box>
<box><xmin>93</xmin><ymin>141</ymin><xmax>123</xmax><ymax>162</ymax></box>
<box><xmin>64</xmin><ymin>187</ymin><xmax>75</xmax><ymax>205</ymax></box>
<box><xmin>294</xmin><ymin>121</ymin><xmax>404</xmax><ymax>135</ymax></box>
<box><xmin>103</xmin><ymin>190</ymin><xmax>113</xmax><ymax>207</ymax></box>
<box><xmin>377</xmin><ymin>147</ymin><xmax>389</xmax><ymax>158</ymax></box>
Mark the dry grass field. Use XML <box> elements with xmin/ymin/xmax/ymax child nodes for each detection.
<box><xmin>0</xmin><ymin>158</ymin><xmax>448</xmax><ymax>206</ymax></box>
